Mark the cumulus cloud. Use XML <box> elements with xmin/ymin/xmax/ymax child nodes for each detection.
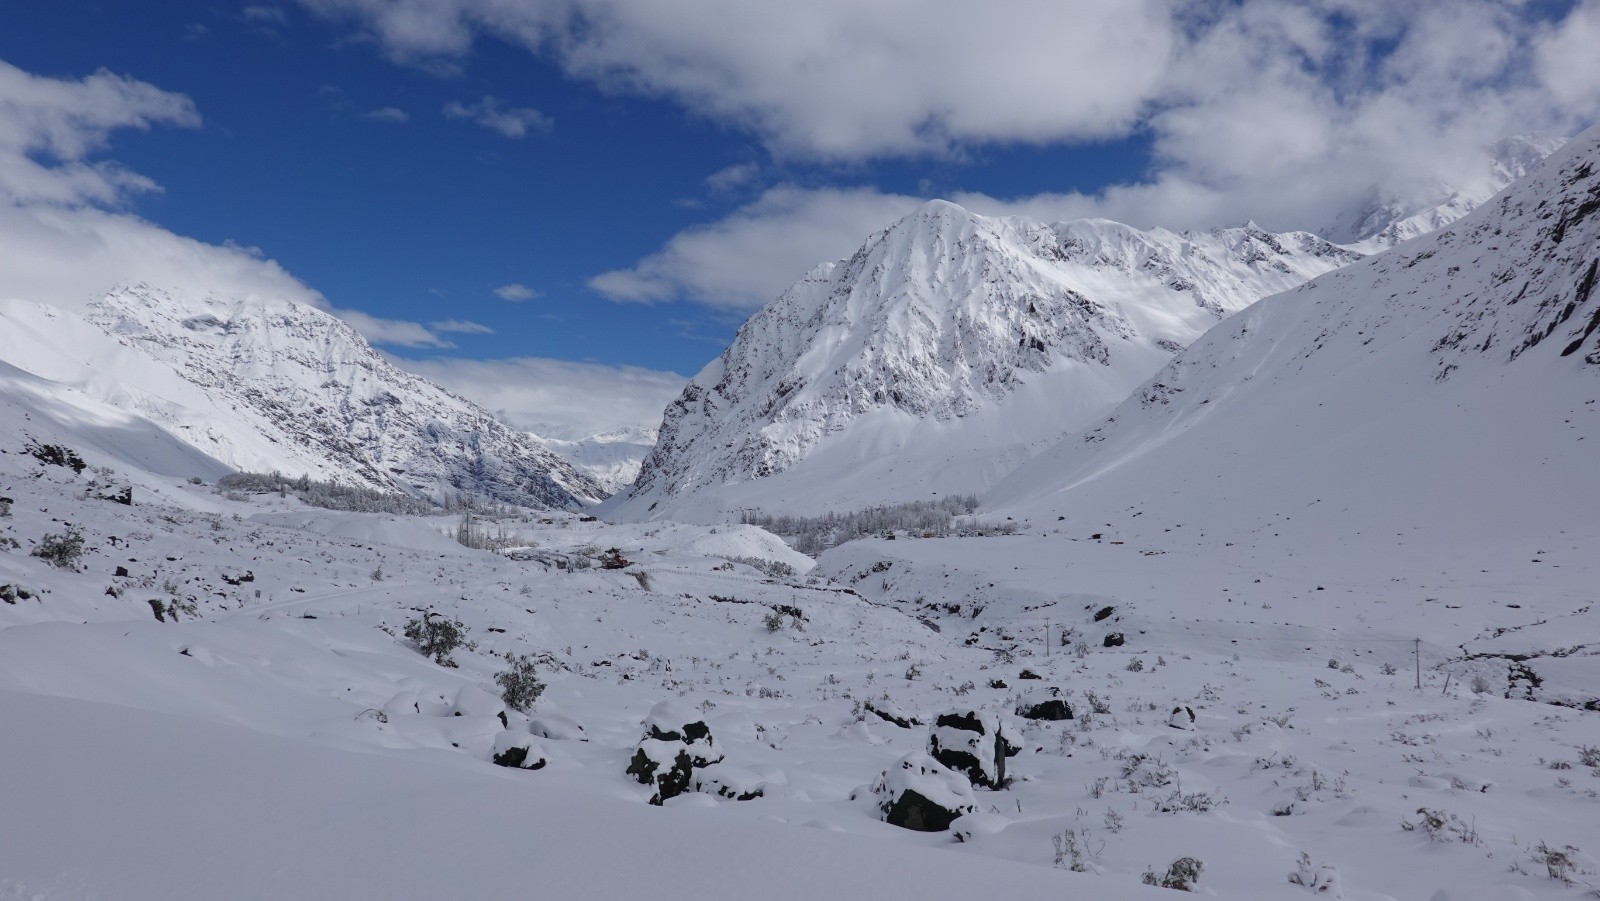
<box><xmin>0</xmin><ymin>59</ymin><xmax>461</xmax><ymax>349</ymax></box>
<box><xmin>0</xmin><ymin>58</ymin><xmax>201</xmax><ymax>206</ymax></box>
<box><xmin>493</xmin><ymin>282</ymin><xmax>537</xmax><ymax>301</ymax></box>
<box><xmin>443</xmin><ymin>96</ymin><xmax>551</xmax><ymax>138</ymax></box>
<box><xmin>395</xmin><ymin>355</ymin><xmax>686</xmax><ymax>439</ymax></box>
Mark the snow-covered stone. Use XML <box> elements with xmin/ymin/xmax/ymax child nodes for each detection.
<box><xmin>490</xmin><ymin>731</ymin><xmax>548</xmax><ymax>770</ymax></box>
<box><xmin>861</xmin><ymin>751</ymin><xmax>977</xmax><ymax>832</ymax></box>
<box><xmin>927</xmin><ymin>708</ymin><xmax>1021</xmax><ymax>789</ymax></box>
<box><xmin>625</xmin><ymin>701</ymin><xmax>725</xmax><ymax>805</ymax></box>
<box><xmin>1015</xmin><ymin>687</ymin><xmax>1072</xmax><ymax>721</ymax></box>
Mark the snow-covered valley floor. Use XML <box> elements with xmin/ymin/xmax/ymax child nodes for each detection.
<box><xmin>2</xmin><ymin>440</ymin><xmax>1597</xmax><ymax>900</ymax></box>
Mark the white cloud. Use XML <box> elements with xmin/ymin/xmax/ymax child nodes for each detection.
<box><xmin>0</xmin><ymin>59</ymin><xmax>462</xmax><ymax>351</ymax></box>
<box><xmin>0</xmin><ymin>59</ymin><xmax>201</xmax><ymax>206</ymax></box>
<box><xmin>362</xmin><ymin>106</ymin><xmax>409</xmax><ymax>123</ymax></box>
<box><xmin>429</xmin><ymin>318</ymin><xmax>493</xmax><ymax>334</ymax></box>
<box><xmin>589</xmin><ymin>185</ymin><xmax>921</xmax><ymax>308</ymax></box>
<box><xmin>493</xmin><ymin>282</ymin><xmax>537</xmax><ymax>301</ymax></box>
<box><xmin>302</xmin><ymin>0</ymin><xmax>1172</xmax><ymax>159</ymax></box>
<box><xmin>443</xmin><ymin>96</ymin><xmax>551</xmax><ymax>138</ymax></box>
<box><xmin>243</xmin><ymin>5</ymin><xmax>288</xmax><ymax>26</ymax></box>
<box><xmin>395</xmin><ymin>355</ymin><xmax>686</xmax><ymax>439</ymax></box>
<box><xmin>565</xmin><ymin>1</ymin><xmax>1600</xmax><ymax>308</ymax></box>
<box><xmin>705</xmin><ymin>162</ymin><xmax>759</xmax><ymax>194</ymax></box>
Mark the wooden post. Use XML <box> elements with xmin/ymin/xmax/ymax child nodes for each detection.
<box><xmin>1414</xmin><ymin>638</ymin><xmax>1422</xmax><ymax>691</ymax></box>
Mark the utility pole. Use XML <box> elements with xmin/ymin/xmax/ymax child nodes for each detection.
<box><xmin>1414</xmin><ymin>638</ymin><xmax>1422</xmax><ymax>691</ymax></box>
<box><xmin>1046</xmin><ymin>619</ymin><xmax>1051</xmax><ymax>657</ymax></box>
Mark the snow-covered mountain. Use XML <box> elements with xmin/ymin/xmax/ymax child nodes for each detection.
<box><xmin>611</xmin><ymin>201</ymin><xmax>1368</xmax><ymax>519</ymax></box>
<box><xmin>994</xmin><ymin>124</ymin><xmax>1600</xmax><ymax>524</ymax></box>
<box><xmin>611</xmin><ymin>136</ymin><xmax>1565</xmax><ymax>523</ymax></box>
<box><xmin>1328</xmin><ymin>134</ymin><xmax>1567</xmax><ymax>249</ymax></box>
<box><xmin>0</xmin><ymin>284</ymin><xmax>604</xmax><ymax>509</ymax></box>
<box><xmin>542</xmin><ymin>426</ymin><xmax>658</xmax><ymax>495</ymax></box>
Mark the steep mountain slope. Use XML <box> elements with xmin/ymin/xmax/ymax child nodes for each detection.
<box><xmin>987</xmin><ymin>126</ymin><xmax>1600</xmax><ymax>704</ymax></box>
<box><xmin>611</xmin><ymin>201</ymin><xmax>1366</xmax><ymax>520</ymax></box>
<box><xmin>0</xmin><ymin>285</ymin><xmax>604</xmax><ymax>509</ymax></box>
<box><xmin>991</xmin><ymin>125</ymin><xmax>1600</xmax><ymax>531</ymax></box>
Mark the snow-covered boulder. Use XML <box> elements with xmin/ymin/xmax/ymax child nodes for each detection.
<box><xmin>861</xmin><ymin>751</ymin><xmax>977</xmax><ymax>832</ymax></box>
<box><xmin>1168</xmin><ymin>705</ymin><xmax>1196</xmax><ymax>730</ymax></box>
<box><xmin>450</xmin><ymin>686</ymin><xmax>508</xmax><ymax>728</ymax></box>
<box><xmin>691</xmin><ymin>764</ymin><xmax>766</xmax><ymax>801</ymax></box>
<box><xmin>1016</xmin><ymin>687</ymin><xmax>1073</xmax><ymax>721</ymax></box>
<box><xmin>528</xmin><ymin>714</ymin><xmax>587</xmax><ymax>741</ymax></box>
<box><xmin>625</xmin><ymin>701</ymin><xmax>725</xmax><ymax>805</ymax></box>
<box><xmin>928</xmin><ymin>708</ymin><xmax>1021</xmax><ymax>789</ymax></box>
<box><xmin>490</xmin><ymin>731</ymin><xmax>548</xmax><ymax>770</ymax></box>
<box><xmin>950</xmin><ymin>812</ymin><xmax>1011</xmax><ymax>843</ymax></box>
<box><xmin>865</xmin><ymin>697</ymin><xmax>921</xmax><ymax>729</ymax></box>
<box><xmin>626</xmin><ymin>739</ymin><xmax>694</xmax><ymax>805</ymax></box>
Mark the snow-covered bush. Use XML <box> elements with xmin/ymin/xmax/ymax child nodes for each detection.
<box><xmin>740</xmin><ymin>495</ymin><xmax>985</xmax><ymax>555</ymax></box>
<box><xmin>30</xmin><ymin>526</ymin><xmax>84</xmax><ymax>570</ymax></box>
<box><xmin>928</xmin><ymin>708</ymin><xmax>1021</xmax><ymax>789</ymax></box>
<box><xmin>1288</xmin><ymin>852</ymin><xmax>1344</xmax><ymax>898</ymax></box>
<box><xmin>217</xmin><ymin>471</ymin><xmax>436</xmax><ymax>514</ymax></box>
<box><xmin>722</xmin><ymin>555</ymin><xmax>796</xmax><ymax>579</ymax></box>
<box><xmin>1401</xmin><ymin>807</ymin><xmax>1479</xmax><ymax>844</ymax></box>
<box><xmin>403</xmin><ymin>611</ymin><xmax>469</xmax><ymax>668</ymax></box>
<box><xmin>861</xmin><ymin>751</ymin><xmax>976</xmax><ymax>832</ymax></box>
<box><xmin>494</xmin><ymin>653</ymin><xmax>545</xmax><ymax>713</ymax></box>
<box><xmin>1143</xmin><ymin>857</ymin><xmax>1204</xmax><ymax>891</ymax></box>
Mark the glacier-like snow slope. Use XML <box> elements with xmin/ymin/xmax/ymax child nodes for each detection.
<box><xmin>612</xmin><ymin>202</ymin><xmax>1365</xmax><ymax>521</ymax></box>
<box><xmin>544</xmin><ymin>426</ymin><xmax>659</xmax><ymax>494</ymax></box>
<box><xmin>0</xmin><ymin>284</ymin><xmax>603</xmax><ymax>509</ymax></box>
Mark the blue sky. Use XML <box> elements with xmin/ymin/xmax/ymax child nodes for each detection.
<box><xmin>0</xmin><ymin>0</ymin><xmax>1595</xmax><ymax>436</ymax></box>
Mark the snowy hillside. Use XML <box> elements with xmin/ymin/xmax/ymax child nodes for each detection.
<box><xmin>613</xmin><ymin>202</ymin><xmax>1365</xmax><ymax>520</ymax></box>
<box><xmin>985</xmin><ymin>123</ymin><xmax>1600</xmax><ymax>705</ymax></box>
<box><xmin>5</xmin><ymin>279</ymin><xmax>1599</xmax><ymax>899</ymax></box>
<box><xmin>0</xmin><ymin>284</ymin><xmax>604</xmax><ymax>509</ymax></box>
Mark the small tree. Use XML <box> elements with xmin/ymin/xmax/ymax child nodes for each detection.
<box><xmin>403</xmin><ymin>611</ymin><xmax>468</xmax><ymax>667</ymax></box>
<box><xmin>31</xmin><ymin>527</ymin><xmax>85</xmax><ymax>570</ymax></box>
<box><xmin>495</xmin><ymin>653</ymin><xmax>546</xmax><ymax>713</ymax></box>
